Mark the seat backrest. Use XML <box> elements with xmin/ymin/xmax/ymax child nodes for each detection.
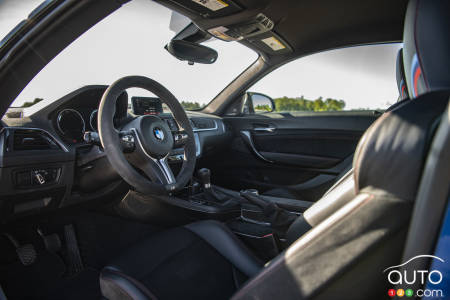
<box><xmin>232</xmin><ymin>1</ymin><xmax>450</xmax><ymax>299</ymax></box>
<box><xmin>285</xmin><ymin>47</ymin><xmax>413</xmax><ymax>244</ymax></box>
<box><xmin>396</xmin><ymin>48</ymin><xmax>409</xmax><ymax>101</ymax></box>
<box><xmin>403</xmin><ymin>0</ymin><xmax>450</xmax><ymax>98</ymax></box>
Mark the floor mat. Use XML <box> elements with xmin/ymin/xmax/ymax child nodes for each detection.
<box><xmin>0</xmin><ymin>210</ymin><xmax>161</xmax><ymax>299</ymax></box>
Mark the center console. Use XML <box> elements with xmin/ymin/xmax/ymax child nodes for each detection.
<box><xmin>174</xmin><ymin>168</ymin><xmax>314</xmax><ymax>260</ymax></box>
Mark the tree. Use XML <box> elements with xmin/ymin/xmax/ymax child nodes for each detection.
<box><xmin>21</xmin><ymin>98</ymin><xmax>43</xmax><ymax>108</ymax></box>
<box><xmin>181</xmin><ymin>101</ymin><xmax>204</xmax><ymax>110</ymax></box>
<box><xmin>273</xmin><ymin>96</ymin><xmax>345</xmax><ymax>112</ymax></box>
<box><xmin>254</xmin><ymin>104</ymin><xmax>272</xmax><ymax>112</ymax></box>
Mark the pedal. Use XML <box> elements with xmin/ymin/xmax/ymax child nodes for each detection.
<box><xmin>64</xmin><ymin>224</ymin><xmax>84</xmax><ymax>275</ymax></box>
<box><xmin>16</xmin><ymin>244</ymin><xmax>37</xmax><ymax>266</ymax></box>
<box><xmin>37</xmin><ymin>228</ymin><xmax>62</xmax><ymax>253</ymax></box>
<box><xmin>3</xmin><ymin>233</ymin><xmax>37</xmax><ymax>266</ymax></box>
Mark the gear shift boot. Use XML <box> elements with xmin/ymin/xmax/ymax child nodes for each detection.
<box><xmin>196</xmin><ymin>168</ymin><xmax>228</xmax><ymax>203</ymax></box>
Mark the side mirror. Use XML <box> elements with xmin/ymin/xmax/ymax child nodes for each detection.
<box><xmin>165</xmin><ymin>40</ymin><xmax>218</xmax><ymax>64</ymax></box>
<box><xmin>245</xmin><ymin>92</ymin><xmax>275</xmax><ymax>114</ymax></box>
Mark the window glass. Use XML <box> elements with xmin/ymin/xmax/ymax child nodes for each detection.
<box><xmin>250</xmin><ymin>43</ymin><xmax>402</xmax><ymax>112</ymax></box>
<box><xmin>5</xmin><ymin>0</ymin><xmax>257</xmax><ymax>113</ymax></box>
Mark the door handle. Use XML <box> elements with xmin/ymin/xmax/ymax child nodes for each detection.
<box><xmin>240</xmin><ymin>131</ymin><xmax>273</xmax><ymax>163</ymax></box>
<box><xmin>253</xmin><ymin>127</ymin><xmax>276</xmax><ymax>133</ymax></box>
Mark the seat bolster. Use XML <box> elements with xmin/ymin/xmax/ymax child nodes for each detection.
<box><xmin>184</xmin><ymin>220</ymin><xmax>263</xmax><ymax>277</ymax></box>
<box><xmin>100</xmin><ymin>267</ymin><xmax>157</xmax><ymax>300</ymax></box>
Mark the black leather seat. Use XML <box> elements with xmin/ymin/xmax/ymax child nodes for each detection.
<box><xmin>396</xmin><ymin>48</ymin><xmax>410</xmax><ymax>101</ymax></box>
<box><xmin>262</xmin><ymin>165</ymin><xmax>352</xmax><ymax>201</ymax></box>
<box><xmin>262</xmin><ymin>47</ymin><xmax>411</xmax><ymax>201</ymax></box>
<box><xmin>100</xmin><ymin>220</ymin><xmax>262</xmax><ymax>300</ymax></box>
<box><xmin>100</xmin><ymin>1</ymin><xmax>450</xmax><ymax>299</ymax></box>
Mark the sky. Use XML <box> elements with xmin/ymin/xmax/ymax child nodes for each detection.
<box><xmin>1</xmin><ymin>0</ymin><xmax>401</xmax><ymax>110</ymax></box>
<box><xmin>251</xmin><ymin>43</ymin><xmax>402</xmax><ymax>109</ymax></box>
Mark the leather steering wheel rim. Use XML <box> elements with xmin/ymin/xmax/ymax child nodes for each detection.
<box><xmin>98</xmin><ymin>75</ymin><xmax>196</xmax><ymax>194</ymax></box>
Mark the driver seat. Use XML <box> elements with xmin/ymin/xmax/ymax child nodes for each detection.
<box><xmin>100</xmin><ymin>221</ymin><xmax>262</xmax><ymax>300</ymax></box>
<box><xmin>100</xmin><ymin>1</ymin><xmax>450</xmax><ymax>299</ymax></box>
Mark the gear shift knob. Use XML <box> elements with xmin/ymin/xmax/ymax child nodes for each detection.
<box><xmin>197</xmin><ymin>168</ymin><xmax>211</xmax><ymax>189</ymax></box>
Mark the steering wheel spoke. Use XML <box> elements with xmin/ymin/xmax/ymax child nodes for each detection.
<box><xmin>140</xmin><ymin>157</ymin><xmax>176</xmax><ymax>185</ymax></box>
<box><xmin>123</xmin><ymin>128</ymin><xmax>175</xmax><ymax>185</ymax></box>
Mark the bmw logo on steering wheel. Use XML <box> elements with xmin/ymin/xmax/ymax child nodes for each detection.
<box><xmin>153</xmin><ymin>127</ymin><xmax>165</xmax><ymax>141</ymax></box>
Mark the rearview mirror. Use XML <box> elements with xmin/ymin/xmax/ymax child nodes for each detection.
<box><xmin>165</xmin><ymin>40</ymin><xmax>218</xmax><ymax>65</ymax></box>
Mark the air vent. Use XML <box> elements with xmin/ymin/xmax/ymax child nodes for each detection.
<box><xmin>190</xmin><ymin>118</ymin><xmax>217</xmax><ymax>130</ymax></box>
<box><xmin>13</xmin><ymin>129</ymin><xmax>60</xmax><ymax>151</ymax></box>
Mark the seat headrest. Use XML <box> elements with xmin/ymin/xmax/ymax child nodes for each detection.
<box><xmin>396</xmin><ymin>49</ymin><xmax>409</xmax><ymax>101</ymax></box>
<box><xmin>403</xmin><ymin>0</ymin><xmax>450</xmax><ymax>98</ymax></box>
<box><xmin>353</xmin><ymin>91</ymin><xmax>449</xmax><ymax>201</ymax></box>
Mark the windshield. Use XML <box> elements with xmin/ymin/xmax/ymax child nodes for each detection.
<box><xmin>4</xmin><ymin>0</ymin><xmax>257</xmax><ymax>112</ymax></box>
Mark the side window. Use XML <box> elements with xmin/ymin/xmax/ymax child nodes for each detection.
<box><xmin>245</xmin><ymin>43</ymin><xmax>401</xmax><ymax>113</ymax></box>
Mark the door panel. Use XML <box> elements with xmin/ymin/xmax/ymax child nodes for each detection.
<box><xmin>203</xmin><ymin>111</ymin><xmax>378</xmax><ymax>201</ymax></box>
<box><xmin>252</xmin><ymin>129</ymin><xmax>361</xmax><ymax>167</ymax></box>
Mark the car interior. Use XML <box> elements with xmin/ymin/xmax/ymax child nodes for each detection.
<box><xmin>0</xmin><ymin>0</ymin><xmax>449</xmax><ymax>299</ymax></box>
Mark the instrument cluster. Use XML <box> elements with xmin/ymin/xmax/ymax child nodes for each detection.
<box><xmin>56</xmin><ymin>108</ymin><xmax>98</xmax><ymax>143</ymax></box>
<box><xmin>52</xmin><ymin>87</ymin><xmax>128</xmax><ymax>144</ymax></box>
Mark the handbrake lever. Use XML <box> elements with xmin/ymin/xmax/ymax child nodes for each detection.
<box><xmin>240</xmin><ymin>189</ymin><xmax>297</xmax><ymax>235</ymax></box>
<box><xmin>239</xmin><ymin>189</ymin><xmax>269</xmax><ymax>208</ymax></box>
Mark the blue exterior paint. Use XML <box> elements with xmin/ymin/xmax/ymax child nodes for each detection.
<box><xmin>424</xmin><ymin>199</ymin><xmax>450</xmax><ymax>299</ymax></box>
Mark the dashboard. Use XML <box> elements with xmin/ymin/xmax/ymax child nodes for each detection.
<box><xmin>0</xmin><ymin>85</ymin><xmax>231</xmax><ymax>221</ymax></box>
<box><xmin>51</xmin><ymin>87</ymin><xmax>128</xmax><ymax>144</ymax></box>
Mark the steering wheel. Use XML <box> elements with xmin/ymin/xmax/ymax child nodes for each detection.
<box><xmin>97</xmin><ymin>76</ymin><xmax>196</xmax><ymax>194</ymax></box>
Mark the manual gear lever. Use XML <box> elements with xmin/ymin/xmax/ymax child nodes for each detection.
<box><xmin>197</xmin><ymin>168</ymin><xmax>227</xmax><ymax>202</ymax></box>
<box><xmin>197</xmin><ymin>168</ymin><xmax>212</xmax><ymax>191</ymax></box>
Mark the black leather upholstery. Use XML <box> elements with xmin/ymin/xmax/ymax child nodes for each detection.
<box><xmin>233</xmin><ymin>91</ymin><xmax>450</xmax><ymax>300</ymax></box>
<box><xmin>100</xmin><ymin>221</ymin><xmax>262</xmax><ymax>300</ymax></box>
<box><xmin>403</xmin><ymin>0</ymin><xmax>450</xmax><ymax>98</ymax></box>
<box><xmin>263</xmin><ymin>47</ymin><xmax>411</xmax><ymax>201</ymax></box>
<box><xmin>185</xmin><ymin>221</ymin><xmax>262</xmax><ymax>277</ymax></box>
<box><xmin>262</xmin><ymin>162</ymin><xmax>352</xmax><ymax>201</ymax></box>
<box><xmin>231</xmin><ymin>1</ymin><xmax>450</xmax><ymax>298</ymax></box>
<box><xmin>396</xmin><ymin>48</ymin><xmax>409</xmax><ymax>101</ymax></box>
<box><xmin>100</xmin><ymin>1</ymin><xmax>450</xmax><ymax>299</ymax></box>
<box><xmin>353</xmin><ymin>90</ymin><xmax>449</xmax><ymax>201</ymax></box>
<box><xmin>265</xmin><ymin>48</ymin><xmax>413</xmax><ymax>242</ymax></box>
<box><xmin>101</xmin><ymin>267</ymin><xmax>158</xmax><ymax>300</ymax></box>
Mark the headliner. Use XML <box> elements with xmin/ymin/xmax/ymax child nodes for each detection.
<box><xmin>0</xmin><ymin>0</ymin><xmax>409</xmax><ymax>117</ymax></box>
<box><xmin>158</xmin><ymin>0</ymin><xmax>408</xmax><ymax>65</ymax></box>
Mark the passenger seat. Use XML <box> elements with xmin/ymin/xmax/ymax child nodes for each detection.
<box><xmin>263</xmin><ymin>47</ymin><xmax>411</xmax><ymax>201</ymax></box>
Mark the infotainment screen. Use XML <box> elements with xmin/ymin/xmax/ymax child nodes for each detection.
<box><xmin>131</xmin><ymin>97</ymin><xmax>163</xmax><ymax>115</ymax></box>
